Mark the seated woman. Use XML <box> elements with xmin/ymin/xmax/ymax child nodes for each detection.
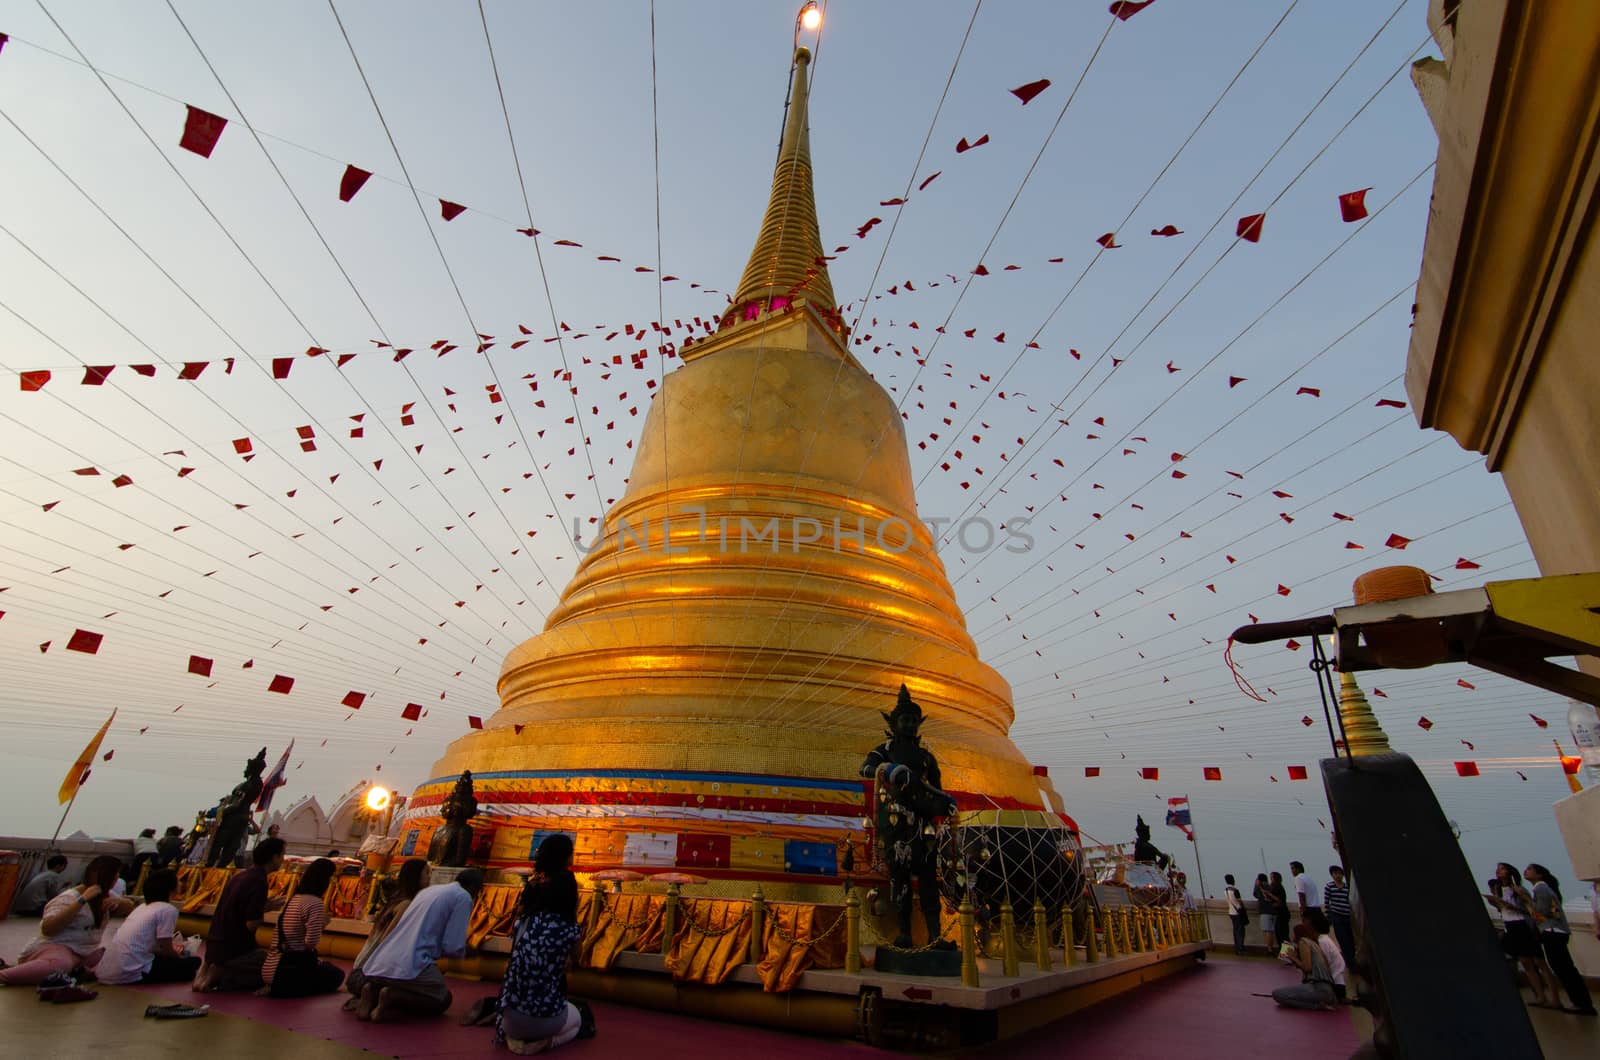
<box><xmin>344</xmin><ymin>857</ymin><xmax>429</xmax><ymax>1007</ymax></box>
<box><xmin>0</xmin><ymin>855</ymin><xmax>132</xmax><ymax>985</ymax></box>
<box><xmin>261</xmin><ymin>858</ymin><xmax>346</xmax><ymax>998</ymax></box>
<box><xmin>495</xmin><ymin>835</ymin><xmax>595</xmax><ymax>1054</ymax></box>
<box><xmin>1271</xmin><ymin>922</ymin><xmax>1338</xmax><ymax>1011</ymax></box>
<box><xmin>96</xmin><ymin>869</ymin><xmax>202</xmax><ymax>985</ymax></box>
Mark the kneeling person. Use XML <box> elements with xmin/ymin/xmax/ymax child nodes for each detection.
<box><xmin>97</xmin><ymin>869</ymin><xmax>202</xmax><ymax>985</ymax></box>
<box><xmin>354</xmin><ymin>869</ymin><xmax>482</xmax><ymax>1022</ymax></box>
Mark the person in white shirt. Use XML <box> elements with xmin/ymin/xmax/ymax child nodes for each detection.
<box><xmin>351</xmin><ymin>870</ymin><xmax>482</xmax><ymax>1022</ymax></box>
<box><xmin>1305</xmin><ymin>908</ymin><xmax>1347</xmax><ymax>1001</ymax></box>
<box><xmin>1290</xmin><ymin>861</ymin><xmax>1321</xmax><ymax>916</ymax></box>
<box><xmin>97</xmin><ymin>869</ymin><xmax>201</xmax><ymax>985</ymax></box>
<box><xmin>1223</xmin><ymin>874</ymin><xmax>1248</xmax><ymax>954</ymax></box>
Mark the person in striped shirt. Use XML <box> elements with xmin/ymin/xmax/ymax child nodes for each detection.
<box><xmin>262</xmin><ymin>858</ymin><xmax>345</xmax><ymax>998</ymax></box>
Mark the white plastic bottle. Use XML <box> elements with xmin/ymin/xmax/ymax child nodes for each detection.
<box><xmin>1568</xmin><ymin>700</ymin><xmax>1600</xmax><ymax>785</ymax></box>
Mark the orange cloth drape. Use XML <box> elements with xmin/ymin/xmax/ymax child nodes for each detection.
<box><xmin>581</xmin><ymin>892</ymin><xmax>664</xmax><ymax>970</ymax></box>
<box><xmin>665</xmin><ymin>899</ymin><xmax>753</xmax><ymax>986</ymax></box>
<box><xmin>325</xmin><ymin>875</ymin><xmax>370</xmax><ymax>921</ymax></box>
<box><xmin>179</xmin><ymin>867</ymin><xmax>234</xmax><ymax>912</ymax></box>
<box><xmin>267</xmin><ymin>869</ymin><xmax>298</xmax><ymax>900</ymax></box>
<box><xmin>757</xmin><ymin>903</ymin><xmax>848</xmax><ymax>993</ymax></box>
<box><xmin>467</xmin><ymin>883</ymin><xmax>522</xmax><ymax>948</ymax></box>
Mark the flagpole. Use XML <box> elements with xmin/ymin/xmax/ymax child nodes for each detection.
<box><xmin>1185</xmin><ymin>792</ymin><xmax>1214</xmax><ymax>943</ymax></box>
<box><xmin>48</xmin><ymin>787</ymin><xmax>82</xmax><ymax>849</ymax></box>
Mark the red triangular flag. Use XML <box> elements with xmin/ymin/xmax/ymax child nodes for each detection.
<box><xmin>1010</xmin><ymin>79</ymin><xmax>1051</xmax><ymax>105</ymax></box>
<box><xmin>339</xmin><ymin>165</ymin><xmax>372</xmax><ymax>202</ymax></box>
<box><xmin>467</xmin><ymin>715</ymin><xmax>483</xmax><ymax>729</ymax></box>
<box><xmin>1417</xmin><ymin>716</ymin><xmax>1433</xmax><ymax>730</ymax></box>
<box><xmin>1530</xmin><ymin>714</ymin><xmax>1549</xmax><ymax>729</ymax></box>
<box><xmin>342</xmin><ymin>691</ymin><xmax>366</xmax><ymax>710</ymax></box>
<box><xmin>1287</xmin><ymin>765</ymin><xmax>1308</xmax><ymax>781</ymax></box>
<box><xmin>179</xmin><ymin>105</ymin><xmax>227</xmax><ymax>158</ymax></box>
<box><xmin>955</xmin><ymin>133</ymin><xmax>990</xmax><ymax>153</ymax></box>
<box><xmin>1236</xmin><ymin>213</ymin><xmax>1265</xmax><ymax>242</ymax></box>
<box><xmin>1203</xmin><ymin>766</ymin><xmax>1222</xmax><ymax>781</ymax></box>
<box><xmin>1453</xmin><ymin>761</ymin><xmax>1479</xmax><ymax>777</ymax></box>
<box><xmin>1338</xmin><ymin>188</ymin><xmax>1371</xmax><ymax>222</ymax></box>
<box><xmin>268</xmin><ymin>674</ymin><xmax>294</xmax><ymax>694</ymax></box>
<box><xmin>1384</xmin><ymin>533</ymin><xmax>1412</xmax><ymax>549</ymax></box>
<box><xmin>1109</xmin><ymin>0</ymin><xmax>1157</xmax><ymax>19</ymax></box>
<box><xmin>401</xmin><ymin>703</ymin><xmax>422</xmax><ymax>721</ymax></box>
<box><xmin>82</xmin><ymin>366</ymin><xmax>114</xmax><ymax>385</ymax></box>
<box><xmin>1457</xmin><ymin>678</ymin><xmax>1476</xmax><ymax>690</ymax></box>
<box><xmin>20</xmin><ymin>370</ymin><xmax>50</xmax><ymax>391</ymax></box>
<box><xmin>1140</xmin><ymin>767</ymin><xmax>1159</xmax><ymax>780</ymax></box>
<box><xmin>1455</xmin><ymin>558</ymin><xmax>1481</xmax><ymax>570</ymax></box>
<box><xmin>1096</xmin><ymin>232</ymin><xmax>1122</xmax><ymax>249</ymax></box>
<box><xmin>1084</xmin><ymin>766</ymin><xmax>1101</xmax><ymax>778</ymax></box>
<box><xmin>187</xmin><ymin>655</ymin><xmax>213</xmax><ymax>677</ymax></box>
<box><xmin>439</xmin><ymin>200</ymin><xmax>466</xmax><ymax>221</ymax></box>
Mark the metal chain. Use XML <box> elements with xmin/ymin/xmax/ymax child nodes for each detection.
<box><xmin>859</xmin><ymin>913</ymin><xmax>952</xmax><ymax>954</ymax></box>
<box><xmin>770</xmin><ymin>907</ymin><xmax>849</xmax><ymax>946</ymax></box>
<box><xmin>678</xmin><ymin>900</ymin><xmax>753</xmax><ymax>938</ymax></box>
<box><xmin>593</xmin><ymin>891</ymin><xmax>656</xmax><ymax>932</ymax></box>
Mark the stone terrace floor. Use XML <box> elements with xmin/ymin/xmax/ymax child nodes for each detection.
<box><xmin>3</xmin><ymin>915</ymin><xmax>1597</xmax><ymax>1058</ymax></box>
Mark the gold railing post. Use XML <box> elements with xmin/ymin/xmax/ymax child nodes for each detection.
<box><xmin>844</xmin><ymin>891</ymin><xmax>861</xmax><ymax>974</ymax></box>
<box><xmin>750</xmin><ymin>885</ymin><xmax>767</xmax><ymax>965</ymax></box>
<box><xmin>1000</xmin><ymin>902</ymin><xmax>1020</xmax><ymax>978</ymax></box>
<box><xmin>1130</xmin><ymin>908</ymin><xmax>1144</xmax><ymax>953</ymax></box>
<box><xmin>1061</xmin><ymin>907</ymin><xmax>1076</xmax><ymax>965</ymax></box>
<box><xmin>364</xmin><ymin>873</ymin><xmax>389</xmax><ymax>919</ymax></box>
<box><xmin>1084</xmin><ymin>910</ymin><xmax>1100</xmax><ymax>962</ymax></box>
<box><xmin>1032</xmin><ymin>900</ymin><xmax>1050</xmax><ymax>971</ymax></box>
<box><xmin>1103</xmin><ymin>907</ymin><xmax>1119</xmax><ymax>958</ymax></box>
<box><xmin>959</xmin><ymin>898</ymin><xmax>980</xmax><ymax>987</ymax></box>
<box><xmin>662</xmin><ymin>882</ymin><xmax>680</xmax><ymax>955</ymax></box>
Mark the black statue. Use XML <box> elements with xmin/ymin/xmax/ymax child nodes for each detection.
<box><xmin>427</xmin><ymin>770</ymin><xmax>479</xmax><ymax>867</ymax></box>
<box><xmin>206</xmin><ymin>748</ymin><xmax>267</xmax><ymax>868</ymax></box>
<box><xmin>860</xmin><ymin>685</ymin><xmax>958</xmax><ymax>949</ymax></box>
<box><xmin>1132</xmin><ymin>815</ymin><xmax>1172</xmax><ymax>870</ymax></box>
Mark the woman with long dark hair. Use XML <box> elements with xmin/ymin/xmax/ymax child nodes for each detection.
<box><xmin>344</xmin><ymin>857</ymin><xmax>429</xmax><ymax>1006</ymax></box>
<box><xmin>1524</xmin><ymin>863</ymin><xmax>1596</xmax><ymax>1015</ymax></box>
<box><xmin>0</xmin><ymin>855</ymin><xmax>131</xmax><ymax>985</ymax></box>
<box><xmin>1486</xmin><ymin>862</ymin><xmax>1556</xmax><ymax>1008</ymax></box>
<box><xmin>262</xmin><ymin>858</ymin><xmax>345</xmax><ymax>997</ymax></box>
<box><xmin>492</xmin><ymin>835</ymin><xmax>595</xmax><ymax>1053</ymax></box>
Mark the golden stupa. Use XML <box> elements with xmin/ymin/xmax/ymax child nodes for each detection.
<box><xmin>407</xmin><ymin>48</ymin><xmax>1070</xmax><ymax>886</ymax></box>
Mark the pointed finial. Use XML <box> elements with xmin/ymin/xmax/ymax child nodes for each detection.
<box><xmin>720</xmin><ymin>45</ymin><xmax>837</xmax><ymax>331</ymax></box>
<box><xmin>1337</xmin><ymin>671</ymin><xmax>1392</xmax><ymax>756</ymax></box>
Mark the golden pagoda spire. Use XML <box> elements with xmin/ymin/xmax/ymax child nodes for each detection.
<box><xmin>1337</xmin><ymin>671</ymin><xmax>1393</xmax><ymax>757</ymax></box>
<box><xmin>720</xmin><ymin>46</ymin><xmax>838</xmax><ymax>331</ymax></box>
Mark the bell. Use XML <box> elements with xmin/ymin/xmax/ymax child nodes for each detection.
<box><xmin>889</xmin><ymin>813</ymin><xmax>900</xmax><ymax>825</ymax></box>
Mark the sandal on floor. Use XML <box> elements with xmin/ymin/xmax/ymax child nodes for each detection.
<box><xmin>146</xmin><ymin>1003</ymin><xmax>211</xmax><ymax>1019</ymax></box>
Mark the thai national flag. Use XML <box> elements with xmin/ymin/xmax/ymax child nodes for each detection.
<box><xmin>1165</xmin><ymin>796</ymin><xmax>1194</xmax><ymax>839</ymax></box>
<box><xmin>255</xmin><ymin>739</ymin><xmax>294</xmax><ymax>813</ymax></box>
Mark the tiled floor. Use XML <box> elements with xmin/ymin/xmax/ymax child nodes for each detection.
<box><xmin>5</xmin><ymin>914</ymin><xmax>1597</xmax><ymax>1057</ymax></box>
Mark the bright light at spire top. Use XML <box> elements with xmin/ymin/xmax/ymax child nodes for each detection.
<box><xmin>799</xmin><ymin>2</ymin><xmax>822</xmax><ymax>31</ymax></box>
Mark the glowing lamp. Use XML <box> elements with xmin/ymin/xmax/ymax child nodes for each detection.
<box><xmin>799</xmin><ymin>2</ymin><xmax>822</xmax><ymax>31</ymax></box>
<box><xmin>365</xmin><ymin>785</ymin><xmax>391</xmax><ymax>812</ymax></box>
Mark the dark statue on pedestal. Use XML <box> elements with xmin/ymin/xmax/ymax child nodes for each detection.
<box><xmin>428</xmin><ymin>770</ymin><xmax>479</xmax><ymax>867</ymax></box>
<box><xmin>1132</xmin><ymin>815</ymin><xmax>1172</xmax><ymax>870</ymax></box>
<box><xmin>206</xmin><ymin>747</ymin><xmax>267</xmax><ymax>868</ymax></box>
<box><xmin>861</xmin><ymin>685</ymin><xmax>958</xmax><ymax>949</ymax></box>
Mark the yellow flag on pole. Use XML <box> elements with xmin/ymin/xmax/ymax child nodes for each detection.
<box><xmin>58</xmin><ymin>708</ymin><xmax>116</xmax><ymax>805</ymax></box>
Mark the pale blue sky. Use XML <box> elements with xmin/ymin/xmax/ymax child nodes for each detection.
<box><xmin>0</xmin><ymin>0</ymin><xmax>1581</xmax><ymax>891</ymax></box>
